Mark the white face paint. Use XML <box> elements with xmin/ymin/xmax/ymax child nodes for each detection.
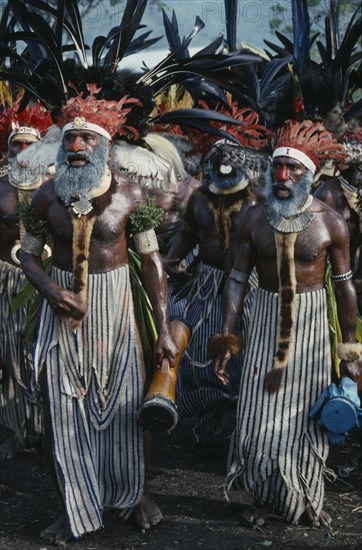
<box><xmin>219</xmin><ymin>164</ymin><xmax>233</xmax><ymax>174</ymax></box>
<box><xmin>207</xmin><ymin>142</ymin><xmax>248</xmax><ymax>190</ymax></box>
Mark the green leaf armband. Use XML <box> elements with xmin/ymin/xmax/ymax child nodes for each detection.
<box><xmin>130</xmin><ymin>196</ymin><xmax>164</xmax><ymax>234</ymax></box>
<box><xmin>133</xmin><ymin>229</ymin><xmax>159</xmax><ymax>254</ymax></box>
<box><xmin>18</xmin><ymin>199</ymin><xmax>50</xmax><ymax>240</ymax></box>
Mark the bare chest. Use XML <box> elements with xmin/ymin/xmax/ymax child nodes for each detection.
<box><xmin>253</xmin><ymin>218</ymin><xmax>330</xmax><ymax>263</ymax></box>
<box><xmin>47</xmin><ymin>195</ymin><xmax>130</xmax><ymax>244</ymax></box>
<box><xmin>195</xmin><ymin>195</ymin><xmax>244</xmax><ymax>233</ymax></box>
<box><xmin>0</xmin><ymin>180</ymin><xmax>19</xmax><ymax>223</ymax></box>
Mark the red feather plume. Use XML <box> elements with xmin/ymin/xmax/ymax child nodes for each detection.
<box><xmin>0</xmin><ymin>91</ymin><xmax>52</xmax><ymax>153</ymax></box>
<box><xmin>272</xmin><ymin>119</ymin><xmax>346</xmax><ymax>170</ymax></box>
<box><xmin>56</xmin><ymin>84</ymin><xmax>143</xmax><ymax>140</ymax></box>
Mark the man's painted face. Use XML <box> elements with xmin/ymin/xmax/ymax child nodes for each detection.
<box><xmin>62</xmin><ymin>130</ymin><xmax>102</xmax><ymax>165</ymax></box>
<box><xmin>266</xmin><ymin>156</ymin><xmax>314</xmax><ymax>217</ymax></box>
<box><xmin>54</xmin><ymin>129</ymin><xmax>110</xmax><ymax>205</ymax></box>
<box><xmin>207</xmin><ymin>142</ymin><xmax>248</xmax><ymax>190</ymax></box>
<box><xmin>271</xmin><ymin>157</ymin><xmax>306</xmax><ymax>199</ymax></box>
<box><xmin>8</xmin><ymin>137</ymin><xmax>39</xmax><ymax>158</ymax></box>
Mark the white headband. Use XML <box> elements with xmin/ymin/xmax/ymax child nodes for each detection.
<box><xmin>273</xmin><ymin>147</ymin><xmax>316</xmax><ymax>173</ymax></box>
<box><xmin>8</xmin><ymin>126</ymin><xmax>41</xmax><ymax>144</ymax></box>
<box><xmin>62</xmin><ymin>118</ymin><xmax>111</xmax><ymax>141</ymax></box>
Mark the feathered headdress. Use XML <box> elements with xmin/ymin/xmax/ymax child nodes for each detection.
<box><xmin>272</xmin><ymin>119</ymin><xmax>346</xmax><ymax>173</ymax></box>
<box><xmin>343</xmin><ymin>126</ymin><xmax>362</xmax><ymax>164</ymax></box>
<box><xmin>185</xmin><ymin>101</ymin><xmax>271</xmax><ymax>186</ymax></box>
<box><xmin>0</xmin><ymin>1</ymin><xmax>265</xmax><ymax>166</ymax></box>
<box><xmin>0</xmin><ymin>0</ymin><xmax>161</xmax><ymax>108</ymax></box>
<box><xmin>56</xmin><ymin>83</ymin><xmax>142</xmax><ymax>141</ymax></box>
<box><xmin>0</xmin><ymin>87</ymin><xmax>52</xmax><ymax>152</ymax></box>
<box><xmin>194</xmin><ymin>100</ymin><xmax>270</xmax><ymax>153</ymax></box>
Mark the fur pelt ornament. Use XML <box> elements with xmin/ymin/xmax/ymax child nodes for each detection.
<box><xmin>265</xmin><ymin>231</ymin><xmax>297</xmax><ymax>394</ymax></box>
<box><xmin>208</xmin><ymin>333</ymin><xmax>242</xmax><ymax>358</ymax></box>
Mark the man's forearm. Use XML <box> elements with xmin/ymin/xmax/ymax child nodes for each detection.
<box><xmin>141</xmin><ymin>251</ymin><xmax>170</xmax><ymax>333</ymax></box>
<box><xmin>221</xmin><ymin>278</ymin><xmax>246</xmax><ymax>335</ymax></box>
<box><xmin>166</xmin><ymin>229</ymin><xmax>197</xmax><ymax>263</ymax></box>
<box><xmin>20</xmin><ymin>250</ymin><xmax>54</xmax><ymax>297</ymax></box>
<box><xmin>335</xmin><ymin>280</ymin><xmax>358</xmax><ymax>341</ymax></box>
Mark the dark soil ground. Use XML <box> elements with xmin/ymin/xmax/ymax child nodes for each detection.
<box><xmin>0</xmin><ymin>416</ymin><xmax>361</xmax><ymax>550</ymax></box>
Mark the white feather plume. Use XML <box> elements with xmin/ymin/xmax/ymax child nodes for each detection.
<box><xmin>9</xmin><ymin>125</ymin><xmax>61</xmax><ymax>187</ymax></box>
<box><xmin>16</xmin><ymin>124</ymin><xmax>61</xmax><ymax>171</ymax></box>
<box><xmin>110</xmin><ymin>140</ymin><xmax>178</xmax><ymax>191</ymax></box>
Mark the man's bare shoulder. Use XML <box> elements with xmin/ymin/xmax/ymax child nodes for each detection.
<box><xmin>312</xmin><ymin>195</ymin><xmax>344</xmax><ymax>215</ymax></box>
<box><xmin>314</xmin><ymin>177</ymin><xmax>342</xmax><ymax>200</ymax></box>
<box><xmin>245</xmin><ymin>199</ymin><xmax>266</xmax><ymax>219</ymax></box>
<box><xmin>0</xmin><ymin>174</ymin><xmax>13</xmax><ymax>193</ymax></box>
<box><xmin>113</xmin><ymin>174</ymin><xmax>144</xmax><ymax>200</ymax></box>
<box><xmin>312</xmin><ymin>196</ymin><xmax>349</xmax><ymax>237</ymax></box>
<box><xmin>181</xmin><ymin>184</ymin><xmax>210</xmax><ymax>211</ymax></box>
<box><xmin>237</xmin><ymin>200</ymin><xmax>266</xmax><ymax>237</ymax></box>
<box><xmin>189</xmin><ymin>183</ymin><xmax>208</xmax><ymax>198</ymax></box>
<box><xmin>33</xmin><ymin>179</ymin><xmax>55</xmax><ymax>199</ymax></box>
<box><xmin>31</xmin><ymin>179</ymin><xmax>56</xmax><ymax>213</ymax></box>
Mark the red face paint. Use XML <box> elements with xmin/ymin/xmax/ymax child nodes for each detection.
<box><xmin>66</xmin><ymin>136</ymin><xmax>84</xmax><ymax>153</ymax></box>
<box><xmin>276</xmin><ymin>163</ymin><xmax>289</xmax><ymax>182</ymax></box>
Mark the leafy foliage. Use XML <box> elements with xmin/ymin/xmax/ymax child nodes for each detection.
<box><xmin>130</xmin><ymin>194</ymin><xmax>164</xmax><ymax>233</ymax></box>
<box><xmin>128</xmin><ymin>247</ymin><xmax>157</xmax><ymax>378</ymax></box>
<box><xmin>18</xmin><ymin>196</ymin><xmax>50</xmax><ymax>239</ymax></box>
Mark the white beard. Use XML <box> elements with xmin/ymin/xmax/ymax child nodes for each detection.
<box><xmin>265</xmin><ymin>165</ymin><xmax>314</xmax><ymax>218</ymax></box>
<box><xmin>54</xmin><ymin>136</ymin><xmax>109</xmax><ymax>205</ymax></box>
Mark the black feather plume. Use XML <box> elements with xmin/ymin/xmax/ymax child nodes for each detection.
<box><xmin>224</xmin><ymin>0</ymin><xmax>238</xmax><ymax>52</ymax></box>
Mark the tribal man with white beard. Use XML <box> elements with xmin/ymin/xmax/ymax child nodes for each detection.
<box><xmin>210</xmin><ymin>120</ymin><xmax>361</xmax><ymax>527</ymax></box>
<box><xmin>164</xmin><ymin>116</ymin><xmax>270</xmax><ymax>441</ymax></box>
<box><xmin>0</xmin><ymin>100</ymin><xmax>52</xmax><ymax>460</ymax></box>
<box><xmin>20</xmin><ymin>93</ymin><xmax>178</xmax><ymax>545</ymax></box>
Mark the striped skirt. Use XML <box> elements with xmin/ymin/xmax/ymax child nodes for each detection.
<box><xmin>176</xmin><ymin>263</ymin><xmax>255</xmax><ymax>418</ymax></box>
<box><xmin>168</xmin><ymin>250</ymin><xmax>198</xmax><ymax>320</ymax></box>
<box><xmin>0</xmin><ymin>260</ymin><xmax>42</xmax><ymax>445</ymax></box>
<box><xmin>34</xmin><ymin>266</ymin><xmax>145</xmax><ymax>538</ymax></box>
<box><xmin>227</xmin><ymin>288</ymin><xmax>331</xmax><ymax>524</ymax></box>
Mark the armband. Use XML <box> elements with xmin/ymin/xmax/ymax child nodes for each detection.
<box><xmin>21</xmin><ymin>232</ymin><xmax>46</xmax><ymax>256</ymax></box>
<box><xmin>129</xmin><ymin>196</ymin><xmax>164</xmax><ymax>234</ymax></box>
<box><xmin>331</xmin><ymin>270</ymin><xmax>353</xmax><ymax>283</ymax></box>
<box><xmin>18</xmin><ymin>199</ymin><xmax>50</xmax><ymax>239</ymax></box>
<box><xmin>133</xmin><ymin>229</ymin><xmax>159</xmax><ymax>254</ymax></box>
<box><xmin>228</xmin><ymin>268</ymin><xmax>249</xmax><ymax>284</ymax></box>
<box><xmin>337</xmin><ymin>343</ymin><xmax>362</xmax><ymax>362</ymax></box>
